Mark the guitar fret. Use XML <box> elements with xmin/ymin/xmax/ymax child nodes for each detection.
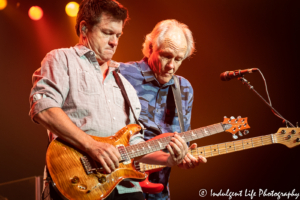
<box><xmin>190</xmin><ymin>131</ymin><xmax>197</xmax><ymax>140</ymax></box>
<box><xmin>154</xmin><ymin>140</ymin><xmax>160</xmax><ymax>151</ymax></box>
<box><xmin>203</xmin><ymin>127</ymin><xmax>210</xmax><ymax>137</ymax></box>
<box><xmin>186</xmin><ymin>131</ymin><xmax>191</xmax><ymax>140</ymax></box>
<box><xmin>150</xmin><ymin>140</ymin><xmax>157</xmax><ymax>151</ymax></box>
<box><xmin>196</xmin><ymin>128</ymin><xmax>204</xmax><ymax>139</ymax></box>
<box><xmin>213</xmin><ymin>124</ymin><xmax>218</xmax><ymax>134</ymax></box>
<box><xmin>271</xmin><ymin>134</ymin><xmax>276</xmax><ymax>143</ymax></box>
<box><xmin>160</xmin><ymin>137</ymin><xmax>166</xmax><ymax>147</ymax></box>
<box><xmin>135</xmin><ymin>144</ymin><xmax>140</xmax><ymax>156</ymax></box>
<box><xmin>233</xmin><ymin>141</ymin><xmax>236</xmax><ymax>151</ymax></box>
<box><xmin>182</xmin><ymin>132</ymin><xmax>189</xmax><ymax>142</ymax></box>
<box><xmin>144</xmin><ymin>142</ymin><xmax>150</xmax><ymax>154</ymax></box>
<box><xmin>208</xmin><ymin>125</ymin><xmax>215</xmax><ymax>136</ymax></box>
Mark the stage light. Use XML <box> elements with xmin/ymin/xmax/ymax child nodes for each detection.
<box><xmin>65</xmin><ymin>2</ymin><xmax>79</xmax><ymax>17</ymax></box>
<box><xmin>0</xmin><ymin>0</ymin><xmax>7</xmax><ymax>10</ymax></box>
<box><xmin>28</xmin><ymin>6</ymin><xmax>43</xmax><ymax>21</ymax></box>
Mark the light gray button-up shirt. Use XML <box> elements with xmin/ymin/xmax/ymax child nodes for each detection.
<box><xmin>29</xmin><ymin>44</ymin><xmax>144</xmax><ymax>194</ymax></box>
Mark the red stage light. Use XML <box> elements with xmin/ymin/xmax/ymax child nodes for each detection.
<box><xmin>28</xmin><ymin>6</ymin><xmax>43</xmax><ymax>21</ymax></box>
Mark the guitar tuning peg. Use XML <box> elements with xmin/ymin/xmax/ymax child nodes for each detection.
<box><xmin>237</xmin><ymin>116</ymin><xmax>241</xmax><ymax>119</ymax></box>
<box><xmin>297</xmin><ymin>122</ymin><xmax>299</xmax><ymax>128</ymax></box>
<box><xmin>243</xmin><ymin>130</ymin><xmax>249</xmax><ymax>135</ymax></box>
<box><xmin>238</xmin><ymin>131</ymin><xmax>243</xmax><ymax>137</ymax></box>
<box><xmin>224</xmin><ymin>116</ymin><xmax>227</xmax><ymax>118</ymax></box>
<box><xmin>232</xmin><ymin>134</ymin><xmax>238</xmax><ymax>139</ymax></box>
<box><xmin>230</xmin><ymin>116</ymin><xmax>235</xmax><ymax>120</ymax></box>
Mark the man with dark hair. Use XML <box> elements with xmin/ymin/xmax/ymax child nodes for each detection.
<box><xmin>119</xmin><ymin>19</ymin><xmax>207</xmax><ymax>200</ymax></box>
<box><xmin>29</xmin><ymin>1</ymin><xmax>188</xmax><ymax>200</ymax></box>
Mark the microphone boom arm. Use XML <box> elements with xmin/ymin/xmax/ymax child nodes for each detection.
<box><xmin>238</xmin><ymin>74</ymin><xmax>295</xmax><ymax>127</ymax></box>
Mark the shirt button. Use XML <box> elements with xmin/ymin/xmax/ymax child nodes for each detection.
<box><xmin>113</xmin><ymin>117</ymin><xmax>116</xmax><ymax>120</ymax></box>
<box><xmin>90</xmin><ymin>52</ymin><xmax>93</xmax><ymax>55</ymax></box>
<box><xmin>108</xmin><ymin>100</ymin><xmax>111</xmax><ymax>103</ymax></box>
<box><xmin>104</xmin><ymin>83</ymin><xmax>106</xmax><ymax>86</ymax></box>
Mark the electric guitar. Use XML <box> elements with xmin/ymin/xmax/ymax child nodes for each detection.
<box><xmin>136</xmin><ymin>127</ymin><xmax>300</xmax><ymax>194</ymax></box>
<box><xmin>46</xmin><ymin>116</ymin><xmax>249</xmax><ymax>200</ymax></box>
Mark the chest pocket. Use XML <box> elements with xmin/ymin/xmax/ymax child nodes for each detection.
<box><xmin>112</xmin><ymin>84</ymin><xmax>125</xmax><ymax>108</ymax></box>
<box><xmin>77</xmin><ymin>68</ymin><xmax>100</xmax><ymax>95</ymax></box>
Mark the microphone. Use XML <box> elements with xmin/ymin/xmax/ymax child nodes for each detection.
<box><xmin>220</xmin><ymin>68</ymin><xmax>258</xmax><ymax>81</ymax></box>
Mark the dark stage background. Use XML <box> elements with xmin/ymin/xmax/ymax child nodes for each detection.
<box><xmin>0</xmin><ymin>0</ymin><xmax>299</xmax><ymax>199</ymax></box>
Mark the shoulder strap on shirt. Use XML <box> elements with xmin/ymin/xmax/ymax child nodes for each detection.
<box><xmin>112</xmin><ymin>70</ymin><xmax>140</xmax><ymax>126</ymax></box>
<box><xmin>171</xmin><ymin>76</ymin><xmax>185</xmax><ymax>133</ymax></box>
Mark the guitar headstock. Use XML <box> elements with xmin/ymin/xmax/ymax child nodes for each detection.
<box><xmin>223</xmin><ymin>116</ymin><xmax>250</xmax><ymax>139</ymax></box>
<box><xmin>274</xmin><ymin>127</ymin><xmax>300</xmax><ymax>148</ymax></box>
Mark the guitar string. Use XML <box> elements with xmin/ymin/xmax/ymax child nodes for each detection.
<box><xmin>138</xmin><ymin>134</ymin><xmax>298</xmax><ymax>171</ymax></box>
<box><xmin>127</xmin><ymin>122</ymin><xmax>249</xmax><ymax>159</ymax></box>
<box><xmin>127</xmin><ymin>124</ymin><xmax>224</xmax><ymax>158</ymax></box>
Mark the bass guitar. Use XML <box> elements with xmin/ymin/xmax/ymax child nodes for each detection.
<box><xmin>46</xmin><ymin>116</ymin><xmax>249</xmax><ymax>200</ymax></box>
<box><xmin>136</xmin><ymin>127</ymin><xmax>300</xmax><ymax>194</ymax></box>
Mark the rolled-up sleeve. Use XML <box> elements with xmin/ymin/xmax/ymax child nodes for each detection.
<box><xmin>29</xmin><ymin>50</ymin><xmax>69</xmax><ymax>122</ymax></box>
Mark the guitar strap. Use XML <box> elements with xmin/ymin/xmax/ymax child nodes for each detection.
<box><xmin>171</xmin><ymin>76</ymin><xmax>185</xmax><ymax>133</ymax></box>
<box><xmin>113</xmin><ymin>71</ymin><xmax>184</xmax><ymax>133</ymax></box>
<box><xmin>112</xmin><ymin>70</ymin><xmax>141</xmax><ymax>127</ymax></box>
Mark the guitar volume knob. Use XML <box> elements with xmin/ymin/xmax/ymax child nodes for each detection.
<box><xmin>71</xmin><ymin>176</ymin><xmax>79</xmax><ymax>184</ymax></box>
<box><xmin>98</xmin><ymin>176</ymin><xmax>106</xmax><ymax>183</ymax></box>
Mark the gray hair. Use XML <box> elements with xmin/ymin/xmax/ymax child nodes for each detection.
<box><xmin>142</xmin><ymin>19</ymin><xmax>195</xmax><ymax>59</ymax></box>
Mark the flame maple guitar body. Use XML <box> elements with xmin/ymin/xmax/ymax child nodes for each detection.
<box><xmin>46</xmin><ymin>117</ymin><xmax>248</xmax><ymax>199</ymax></box>
<box><xmin>46</xmin><ymin>124</ymin><xmax>146</xmax><ymax>200</ymax></box>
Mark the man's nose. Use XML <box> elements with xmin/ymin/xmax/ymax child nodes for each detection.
<box><xmin>109</xmin><ymin>35</ymin><xmax>118</xmax><ymax>47</ymax></box>
<box><xmin>166</xmin><ymin>59</ymin><xmax>175</xmax><ymax>69</ymax></box>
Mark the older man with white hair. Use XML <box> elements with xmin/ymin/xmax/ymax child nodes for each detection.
<box><xmin>119</xmin><ymin>19</ymin><xmax>207</xmax><ymax>200</ymax></box>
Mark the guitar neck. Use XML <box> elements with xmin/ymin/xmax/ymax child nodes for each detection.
<box><xmin>138</xmin><ymin>133</ymin><xmax>277</xmax><ymax>172</ymax></box>
<box><xmin>192</xmin><ymin>134</ymin><xmax>275</xmax><ymax>158</ymax></box>
<box><xmin>126</xmin><ymin>122</ymin><xmax>226</xmax><ymax>159</ymax></box>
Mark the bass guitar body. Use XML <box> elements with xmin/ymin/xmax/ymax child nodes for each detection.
<box><xmin>46</xmin><ymin>124</ymin><xmax>146</xmax><ymax>200</ymax></box>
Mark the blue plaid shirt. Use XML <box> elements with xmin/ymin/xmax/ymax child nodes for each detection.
<box><xmin>119</xmin><ymin>58</ymin><xmax>193</xmax><ymax>200</ymax></box>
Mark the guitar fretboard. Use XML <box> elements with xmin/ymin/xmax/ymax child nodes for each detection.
<box><xmin>126</xmin><ymin>123</ymin><xmax>225</xmax><ymax>159</ymax></box>
<box><xmin>138</xmin><ymin>134</ymin><xmax>277</xmax><ymax>172</ymax></box>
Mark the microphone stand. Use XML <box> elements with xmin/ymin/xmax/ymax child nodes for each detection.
<box><xmin>237</xmin><ymin>76</ymin><xmax>295</xmax><ymax>128</ymax></box>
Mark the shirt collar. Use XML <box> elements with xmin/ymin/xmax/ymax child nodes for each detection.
<box><xmin>74</xmin><ymin>44</ymin><xmax>93</xmax><ymax>57</ymax></box>
<box><xmin>73</xmin><ymin>44</ymin><xmax>119</xmax><ymax>71</ymax></box>
<box><xmin>139</xmin><ymin>58</ymin><xmax>175</xmax><ymax>87</ymax></box>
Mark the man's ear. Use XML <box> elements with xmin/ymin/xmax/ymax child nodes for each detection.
<box><xmin>149</xmin><ymin>43</ymin><xmax>153</xmax><ymax>56</ymax></box>
<box><xmin>80</xmin><ymin>21</ymin><xmax>88</xmax><ymax>37</ymax></box>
